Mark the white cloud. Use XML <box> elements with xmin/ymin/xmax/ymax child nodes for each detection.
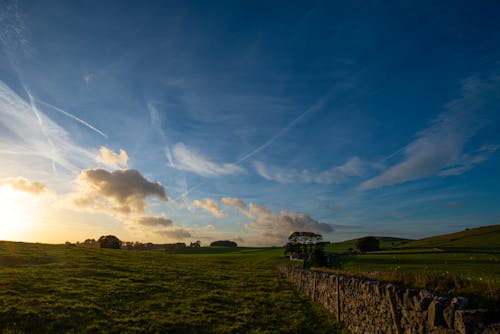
<box><xmin>221</xmin><ymin>197</ymin><xmax>247</xmax><ymax>210</ymax></box>
<box><xmin>254</xmin><ymin>156</ymin><xmax>367</xmax><ymax>184</ymax></box>
<box><xmin>172</xmin><ymin>143</ymin><xmax>243</xmax><ymax>177</ymax></box>
<box><xmin>83</xmin><ymin>73</ymin><xmax>93</xmax><ymax>83</ymax></box>
<box><xmin>193</xmin><ymin>198</ymin><xmax>224</xmax><ymax>217</ymax></box>
<box><xmin>221</xmin><ymin>197</ymin><xmax>332</xmax><ymax>245</ymax></box>
<box><xmin>438</xmin><ymin>144</ymin><xmax>499</xmax><ymax>176</ymax></box>
<box><xmin>0</xmin><ymin>176</ymin><xmax>46</xmax><ymax>194</ymax></box>
<box><xmin>70</xmin><ymin>168</ymin><xmax>168</xmax><ymax>219</ymax></box>
<box><xmin>0</xmin><ymin>80</ymin><xmax>96</xmax><ymax>174</ymax></box>
<box><xmin>361</xmin><ymin>76</ymin><xmax>500</xmax><ymax>190</ymax></box>
<box><xmin>96</xmin><ymin>146</ymin><xmax>128</xmax><ymax>168</ymax></box>
<box><xmin>68</xmin><ymin>168</ymin><xmax>183</xmax><ymax>235</ymax></box>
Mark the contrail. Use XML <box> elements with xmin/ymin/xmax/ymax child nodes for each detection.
<box><xmin>38</xmin><ymin>100</ymin><xmax>108</xmax><ymax>138</ymax></box>
<box><xmin>379</xmin><ymin>146</ymin><xmax>406</xmax><ymax>163</ymax></box>
<box><xmin>147</xmin><ymin>101</ymin><xmax>174</xmax><ymax>167</ymax></box>
<box><xmin>174</xmin><ymin>182</ymin><xmax>205</xmax><ymax>201</ymax></box>
<box><xmin>235</xmin><ymin>94</ymin><xmax>330</xmax><ymax>164</ymax></box>
<box><xmin>24</xmin><ymin>88</ymin><xmax>57</xmax><ymax>174</ymax></box>
<box><xmin>174</xmin><ymin>94</ymin><xmax>331</xmax><ymax>200</ymax></box>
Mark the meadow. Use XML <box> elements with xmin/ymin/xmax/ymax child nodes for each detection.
<box><xmin>0</xmin><ymin>242</ymin><xmax>347</xmax><ymax>334</ymax></box>
<box><xmin>320</xmin><ymin>225</ymin><xmax>500</xmax><ymax>308</ymax></box>
<box><xmin>1</xmin><ymin>226</ymin><xmax>499</xmax><ymax>333</ymax></box>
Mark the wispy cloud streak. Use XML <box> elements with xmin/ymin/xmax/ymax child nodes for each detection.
<box><xmin>235</xmin><ymin>95</ymin><xmax>330</xmax><ymax>164</ymax></box>
<box><xmin>148</xmin><ymin>101</ymin><xmax>175</xmax><ymax>167</ymax></box>
<box><xmin>361</xmin><ymin>75</ymin><xmax>500</xmax><ymax>190</ymax></box>
<box><xmin>0</xmin><ymin>80</ymin><xmax>96</xmax><ymax>174</ymax></box>
<box><xmin>255</xmin><ymin>156</ymin><xmax>367</xmax><ymax>184</ymax></box>
<box><xmin>38</xmin><ymin>100</ymin><xmax>108</xmax><ymax>138</ymax></box>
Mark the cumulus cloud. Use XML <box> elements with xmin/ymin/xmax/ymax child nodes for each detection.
<box><xmin>0</xmin><ymin>176</ymin><xmax>46</xmax><ymax>194</ymax></box>
<box><xmin>96</xmin><ymin>146</ymin><xmax>128</xmax><ymax>168</ymax></box>
<box><xmin>255</xmin><ymin>156</ymin><xmax>367</xmax><ymax>184</ymax></box>
<box><xmin>72</xmin><ymin>168</ymin><xmax>168</xmax><ymax>215</ymax></box>
<box><xmin>221</xmin><ymin>197</ymin><xmax>247</xmax><ymax>210</ymax></box>
<box><xmin>137</xmin><ymin>215</ymin><xmax>173</xmax><ymax>227</ymax></box>
<box><xmin>172</xmin><ymin>143</ymin><xmax>243</xmax><ymax>177</ymax></box>
<box><xmin>361</xmin><ymin>76</ymin><xmax>500</xmax><ymax>190</ymax></box>
<box><xmin>193</xmin><ymin>198</ymin><xmax>224</xmax><ymax>217</ymax></box>
<box><xmin>222</xmin><ymin>198</ymin><xmax>332</xmax><ymax>245</ymax></box>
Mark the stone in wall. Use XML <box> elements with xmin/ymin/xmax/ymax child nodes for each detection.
<box><xmin>277</xmin><ymin>264</ymin><xmax>500</xmax><ymax>334</ymax></box>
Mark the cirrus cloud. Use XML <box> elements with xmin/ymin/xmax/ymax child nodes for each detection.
<box><xmin>361</xmin><ymin>75</ymin><xmax>500</xmax><ymax>190</ymax></box>
<box><xmin>255</xmin><ymin>156</ymin><xmax>367</xmax><ymax>184</ymax></box>
<box><xmin>172</xmin><ymin>143</ymin><xmax>243</xmax><ymax>177</ymax></box>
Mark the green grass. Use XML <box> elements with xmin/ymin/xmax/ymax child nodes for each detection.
<box><xmin>324</xmin><ymin>236</ymin><xmax>411</xmax><ymax>253</ymax></box>
<box><xmin>323</xmin><ymin>225</ymin><xmax>500</xmax><ymax>307</ymax></box>
<box><xmin>0</xmin><ymin>241</ymin><xmax>347</xmax><ymax>334</ymax></box>
<box><xmin>394</xmin><ymin>225</ymin><xmax>500</xmax><ymax>251</ymax></box>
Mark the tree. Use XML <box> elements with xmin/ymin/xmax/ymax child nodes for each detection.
<box><xmin>98</xmin><ymin>235</ymin><xmax>122</xmax><ymax>249</ymax></box>
<box><xmin>210</xmin><ymin>240</ymin><xmax>237</xmax><ymax>247</ymax></box>
<box><xmin>355</xmin><ymin>236</ymin><xmax>380</xmax><ymax>253</ymax></box>
<box><xmin>190</xmin><ymin>240</ymin><xmax>201</xmax><ymax>248</ymax></box>
<box><xmin>284</xmin><ymin>232</ymin><xmax>324</xmax><ymax>264</ymax></box>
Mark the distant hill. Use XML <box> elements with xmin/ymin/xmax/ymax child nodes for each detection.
<box><xmin>395</xmin><ymin>225</ymin><xmax>500</xmax><ymax>251</ymax></box>
<box><xmin>325</xmin><ymin>236</ymin><xmax>412</xmax><ymax>253</ymax></box>
<box><xmin>326</xmin><ymin>225</ymin><xmax>500</xmax><ymax>253</ymax></box>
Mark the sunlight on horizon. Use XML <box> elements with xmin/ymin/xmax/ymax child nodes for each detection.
<box><xmin>0</xmin><ymin>185</ymin><xmax>41</xmax><ymax>241</ymax></box>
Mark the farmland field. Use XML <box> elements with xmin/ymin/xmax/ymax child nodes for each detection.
<box><xmin>0</xmin><ymin>241</ymin><xmax>347</xmax><ymax>334</ymax></box>
<box><xmin>321</xmin><ymin>225</ymin><xmax>500</xmax><ymax>307</ymax></box>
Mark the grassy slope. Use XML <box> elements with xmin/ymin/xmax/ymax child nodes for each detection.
<box><xmin>394</xmin><ymin>225</ymin><xmax>500</xmax><ymax>250</ymax></box>
<box><xmin>324</xmin><ymin>237</ymin><xmax>411</xmax><ymax>253</ymax></box>
<box><xmin>0</xmin><ymin>242</ymin><xmax>347</xmax><ymax>334</ymax></box>
<box><xmin>322</xmin><ymin>225</ymin><xmax>500</xmax><ymax>307</ymax></box>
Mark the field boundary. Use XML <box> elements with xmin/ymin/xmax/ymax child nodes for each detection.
<box><xmin>278</xmin><ymin>265</ymin><xmax>500</xmax><ymax>334</ymax></box>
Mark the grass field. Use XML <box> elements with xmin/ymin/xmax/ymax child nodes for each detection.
<box><xmin>393</xmin><ymin>225</ymin><xmax>500</xmax><ymax>251</ymax></box>
<box><xmin>324</xmin><ymin>236</ymin><xmax>411</xmax><ymax>253</ymax></box>
<box><xmin>1</xmin><ymin>225</ymin><xmax>499</xmax><ymax>332</ymax></box>
<box><xmin>0</xmin><ymin>241</ymin><xmax>347</xmax><ymax>334</ymax></box>
<box><xmin>321</xmin><ymin>225</ymin><xmax>500</xmax><ymax>307</ymax></box>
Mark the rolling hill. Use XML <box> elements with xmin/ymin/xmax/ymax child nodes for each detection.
<box><xmin>394</xmin><ymin>225</ymin><xmax>500</xmax><ymax>251</ymax></box>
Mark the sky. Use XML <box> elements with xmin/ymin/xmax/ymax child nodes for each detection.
<box><xmin>0</xmin><ymin>0</ymin><xmax>499</xmax><ymax>246</ymax></box>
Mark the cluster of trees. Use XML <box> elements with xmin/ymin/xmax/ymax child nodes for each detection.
<box><xmin>98</xmin><ymin>235</ymin><xmax>121</xmax><ymax>249</ymax></box>
<box><xmin>355</xmin><ymin>236</ymin><xmax>380</xmax><ymax>253</ymax></box>
<box><xmin>284</xmin><ymin>232</ymin><xmax>329</xmax><ymax>266</ymax></box>
<box><xmin>75</xmin><ymin>236</ymin><xmax>203</xmax><ymax>250</ymax></box>
<box><xmin>210</xmin><ymin>240</ymin><xmax>237</xmax><ymax>247</ymax></box>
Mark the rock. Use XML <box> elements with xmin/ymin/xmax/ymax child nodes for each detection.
<box><xmin>428</xmin><ymin>299</ymin><xmax>446</xmax><ymax>328</ymax></box>
<box><xmin>420</xmin><ymin>296</ymin><xmax>433</xmax><ymax>311</ymax></box>
<box><xmin>454</xmin><ymin>310</ymin><xmax>488</xmax><ymax>334</ymax></box>
<box><xmin>443</xmin><ymin>303</ymin><xmax>456</xmax><ymax>329</ymax></box>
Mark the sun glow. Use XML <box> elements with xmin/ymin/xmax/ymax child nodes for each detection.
<box><xmin>0</xmin><ymin>186</ymin><xmax>40</xmax><ymax>241</ymax></box>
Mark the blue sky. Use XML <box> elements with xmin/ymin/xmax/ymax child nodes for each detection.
<box><xmin>0</xmin><ymin>0</ymin><xmax>499</xmax><ymax>245</ymax></box>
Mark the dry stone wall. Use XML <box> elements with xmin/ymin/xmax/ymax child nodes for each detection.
<box><xmin>278</xmin><ymin>265</ymin><xmax>500</xmax><ymax>334</ymax></box>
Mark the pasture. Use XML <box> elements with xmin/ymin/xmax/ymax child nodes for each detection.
<box><xmin>0</xmin><ymin>241</ymin><xmax>346</xmax><ymax>333</ymax></box>
<box><xmin>321</xmin><ymin>225</ymin><xmax>500</xmax><ymax>307</ymax></box>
